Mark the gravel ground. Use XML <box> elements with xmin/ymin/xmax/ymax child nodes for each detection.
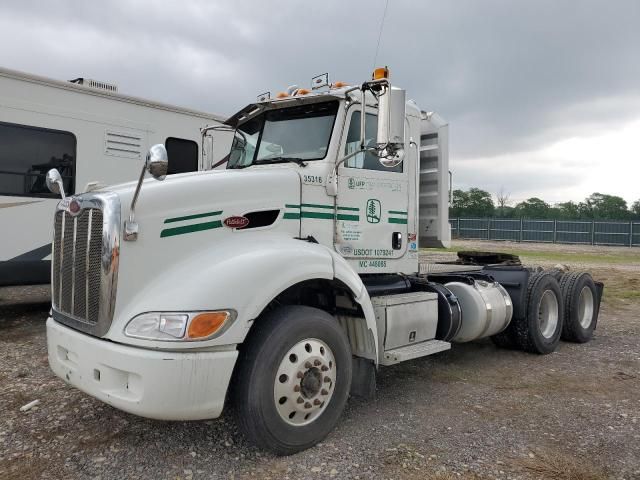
<box><xmin>1</xmin><ymin>242</ymin><xmax>639</xmax><ymax>480</ymax></box>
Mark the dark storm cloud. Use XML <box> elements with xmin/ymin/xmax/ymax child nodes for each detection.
<box><xmin>1</xmin><ymin>0</ymin><xmax>639</xmax><ymax>201</ymax></box>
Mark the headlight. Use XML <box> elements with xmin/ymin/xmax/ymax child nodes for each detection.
<box><xmin>124</xmin><ymin>310</ymin><xmax>235</xmax><ymax>341</ymax></box>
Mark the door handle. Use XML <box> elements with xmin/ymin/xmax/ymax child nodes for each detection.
<box><xmin>392</xmin><ymin>232</ymin><xmax>403</xmax><ymax>250</ymax></box>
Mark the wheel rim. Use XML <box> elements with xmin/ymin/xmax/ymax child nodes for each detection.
<box><xmin>538</xmin><ymin>290</ymin><xmax>559</xmax><ymax>339</ymax></box>
<box><xmin>273</xmin><ymin>338</ymin><xmax>336</xmax><ymax>426</ymax></box>
<box><xmin>578</xmin><ymin>286</ymin><xmax>595</xmax><ymax>329</ymax></box>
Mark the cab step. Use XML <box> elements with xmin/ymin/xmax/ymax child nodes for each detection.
<box><xmin>381</xmin><ymin>339</ymin><xmax>451</xmax><ymax>365</ymax></box>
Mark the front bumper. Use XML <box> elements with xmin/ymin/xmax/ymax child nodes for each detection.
<box><xmin>47</xmin><ymin>318</ymin><xmax>238</xmax><ymax>420</ymax></box>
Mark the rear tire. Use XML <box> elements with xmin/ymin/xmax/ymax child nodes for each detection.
<box><xmin>560</xmin><ymin>272</ymin><xmax>598</xmax><ymax>343</ymax></box>
<box><xmin>235</xmin><ymin>305</ymin><xmax>352</xmax><ymax>455</ymax></box>
<box><xmin>513</xmin><ymin>272</ymin><xmax>564</xmax><ymax>354</ymax></box>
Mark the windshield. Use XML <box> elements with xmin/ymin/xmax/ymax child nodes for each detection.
<box><xmin>227</xmin><ymin>101</ymin><xmax>338</xmax><ymax>168</ymax></box>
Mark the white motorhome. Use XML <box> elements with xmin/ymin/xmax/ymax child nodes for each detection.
<box><xmin>0</xmin><ymin>67</ymin><xmax>227</xmax><ymax>286</ymax></box>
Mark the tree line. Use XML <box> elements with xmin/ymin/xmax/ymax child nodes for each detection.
<box><xmin>451</xmin><ymin>188</ymin><xmax>640</xmax><ymax>220</ymax></box>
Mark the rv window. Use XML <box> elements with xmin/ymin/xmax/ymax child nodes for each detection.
<box><xmin>0</xmin><ymin>121</ymin><xmax>76</xmax><ymax>198</ymax></box>
<box><xmin>166</xmin><ymin>137</ymin><xmax>198</xmax><ymax>174</ymax></box>
<box><xmin>344</xmin><ymin>111</ymin><xmax>403</xmax><ymax>173</ymax></box>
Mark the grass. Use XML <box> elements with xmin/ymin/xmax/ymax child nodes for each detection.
<box><xmin>514</xmin><ymin>450</ymin><xmax>610</xmax><ymax>480</ymax></box>
<box><xmin>425</xmin><ymin>246</ymin><xmax>640</xmax><ymax>265</ymax></box>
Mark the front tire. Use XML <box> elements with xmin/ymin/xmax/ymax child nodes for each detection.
<box><xmin>235</xmin><ymin>305</ymin><xmax>352</xmax><ymax>455</ymax></box>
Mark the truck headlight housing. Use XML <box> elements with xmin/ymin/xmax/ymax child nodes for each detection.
<box><xmin>124</xmin><ymin>310</ymin><xmax>235</xmax><ymax>341</ymax></box>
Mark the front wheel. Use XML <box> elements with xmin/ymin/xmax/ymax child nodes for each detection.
<box><xmin>235</xmin><ymin>305</ymin><xmax>352</xmax><ymax>455</ymax></box>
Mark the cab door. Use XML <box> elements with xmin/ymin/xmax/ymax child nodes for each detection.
<box><xmin>335</xmin><ymin>107</ymin><xmax>409</xmax><ymax>270</ymax></box>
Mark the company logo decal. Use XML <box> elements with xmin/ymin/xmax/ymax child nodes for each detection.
<box><xmin>60</xmin><ymin>197</ymin><xmax>81</xmax><ymax>216</ymax></box>
<box><xmin>223</xmin><ymin>216</ymin><xmax>250</xmax><ymax>229</ymax></box>
<box><xmin>366</xmin><ymin>199</ymin><xmax>381</xmax><ymax>224</ymax></box>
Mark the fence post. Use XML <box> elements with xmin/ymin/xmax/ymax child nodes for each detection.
<box><xmin>487</xmin><ymin>218</ymin><xmax>491</xmax><ymax>240</ymax></box>
<box><xmin>591</xmin><ymin>221</ymin><xmax>595</xmax><ymax>245</ymax></box>
<box><xmin>519</xmin><ymin>218</ymin><xmax>523</xmax><ymax>243</ymax></box>
<box><xmin>553</xmin><ymin>219</ymin><xmax>557</xmax><ymax>243</ymax></box>
<box><xmin>630</xmin><ymin>221</ymin><xmax>633</xmax><ymax>248</ymax></box>
<box><xmin>457</xmin><ymin>218</ymin><xmax>460</xmax><ymax>239</ymax></box>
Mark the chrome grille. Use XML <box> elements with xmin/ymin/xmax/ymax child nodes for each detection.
<box><xmin>53</xmin><ymin>208</ymin><xmax>104</xmax><ymax>324</ymax></box>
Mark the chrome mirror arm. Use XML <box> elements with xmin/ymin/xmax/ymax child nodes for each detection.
<box><xmin>124</xmin><ymin>144</ymin><xmax>169</xmax><ymax>241</ymax></box>
<box><xmin>123</xmin><ymin>162</ymin><xmax>147</xmax><ymax>241</ymax></box>
<box><xmin>325</xmin><ymin>148</ymin><xmax>376</xmax><ymax>197</ymax></box>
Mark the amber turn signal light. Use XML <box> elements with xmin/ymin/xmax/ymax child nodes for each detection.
<box><xmin>372</xmin><ymin>66</ymin><xmax>389</xmax><ymax>80</ymax></box>
<box><xmin>187</xmin><ymin>312</ymin><xmax>230</xmax><ymax>339</ymax></box>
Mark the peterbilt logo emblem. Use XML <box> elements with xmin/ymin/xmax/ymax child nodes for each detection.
<box><xmin>223</xmin><ymin>216</ymin><xmax>249</xmax><ymax>229</ymax></box>
<box><xmin>60</xmin><ymin>197</ymin><xmax>81</xmax><ymax>216</ymax></box>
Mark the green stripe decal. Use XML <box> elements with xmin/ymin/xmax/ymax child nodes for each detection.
<box><xmin>164</xmin><ymin>211</ymin><xmax>223</xmax><ymax>224</ymax></box>
<box><xmin>300</xmin><ymin>203</ymin><xmax>334</xmax><ymax>210</ymax></box>
<box><xmin>283</xmin><ymin>213</ymin><xmax>300</xmax><ymax>220</ymax></box>
<box><xmin>301</xmin><ymin>211</ymin><xmax>335</xmax><ymax>219</ymax></box>
<box><xmin>337</xmin><ymin>214</ymin><xmax>359</xmax><ymax>221</ymax></box>
<box><xmin>388</xmin><ymin>210</ymin><xmax>408</xmax><ymax>215</ymax></box>
<box><xmin>388</xmin><ymin>218</ymin><xmax>408</xmax><ymax>224</ymax></box>
<box><xmin>285</xmin><ymin>204</ymin><xmax>300</xmax><ymax>209</ymax></box>
<box><xmin>337</xmin><ymin>206</ymin><xmax>359</xmax><ymax>211</ymax></box>
<box><xmin>161</xmin><ymin>220</ymin><xmax>222</xmax><ymax>238</ymax></box>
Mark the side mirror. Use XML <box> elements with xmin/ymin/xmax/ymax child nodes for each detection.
<box><xmin>146</xmin><ymin>144</ymin><xmax>169</xmax><ymax>180</ymax></box>
<box><xmin>376</xmin><ymin>87</ymin><xmax>406</xmax><ymax>168</ymax></box>
<box><xmin>46</xmin><ymin>168</ymin><xmax>66</xmax><ymax>199</ymax></box>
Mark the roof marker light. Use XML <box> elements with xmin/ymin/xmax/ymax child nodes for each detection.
<box><xmin>372</xmin><ymin>66</ymin><xmax>389</xmax><ymax>80</ymax></box>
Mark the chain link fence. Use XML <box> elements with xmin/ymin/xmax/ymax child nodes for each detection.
<box><xmin>451</xmin><ymin>218</ymin><xmax>640</xmax><ymax>247</ymax></box>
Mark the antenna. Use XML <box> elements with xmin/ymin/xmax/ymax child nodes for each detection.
<box><xmin>372</xmin><ymin>0</ymin><xmax>390</xmax><ymax>69</ymax></box>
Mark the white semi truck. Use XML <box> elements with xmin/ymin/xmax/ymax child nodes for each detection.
<box><xmin>44</xmin><ymin>69</ymin><xmax>603</xmax><ymax>455</ymax></box>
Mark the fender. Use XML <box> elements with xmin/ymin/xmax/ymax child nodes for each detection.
<box><xmin>326</xmin><ymin>248</ymin><xmax>379</xmax><ymax>362</ymax></box>
<box><xmin>108</xmin><ymin>233</ymin><xmax>336</xmax><ymax>349</ymax></box>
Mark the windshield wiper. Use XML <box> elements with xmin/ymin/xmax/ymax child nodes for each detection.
<box><xmin>253</xmin><ymin>157</ymin><xmax>308</xmax><ymax>167</ymax></box>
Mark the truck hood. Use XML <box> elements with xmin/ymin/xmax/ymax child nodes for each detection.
<box><xmin>112</xmin><ymin>167</ymin><xmax>301</xmax><ymax>228</ymax></box>
<box><xmin>106</xmin><ymin>166</ymin><xmax>303</xmax><ymax>325</ymax></box>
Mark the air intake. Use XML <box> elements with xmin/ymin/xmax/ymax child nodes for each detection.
<box><xmin>69</xmin><ymin>77</ymin><xmax>118</xmax><ymax>92</ymax></box>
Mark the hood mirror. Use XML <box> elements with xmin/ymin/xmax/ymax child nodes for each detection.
<box><xmin>124</xmin><ymin>144</ymin><xmax>169</xmax><ymax>241</ymax></box>
<box><xmin>46</xmin><ymin>168</ymin><xmax>66</xmax><ymax>199</ymax></box>
<box><xmin>146</xmin><ymin>144</ymin><xmax>169</xmax><ymax>180</ymax></box>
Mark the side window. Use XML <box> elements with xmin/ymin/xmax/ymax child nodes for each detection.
<box><xmin>165</xmin><ymin>137</ymin><xmax>198</xmax><ymax>174</ymax></box>
<box><xmin>344</xmin><ymin>111</ymin><xmax>402</xmax><ymax>173</ymax></box>
<box><xmin>0</xmin><ymin>121</ymin><xmax>75</xmax><ymax>197</ymax></box>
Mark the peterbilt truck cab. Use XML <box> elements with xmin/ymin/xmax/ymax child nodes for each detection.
<box><xmin>45</xmin><ymin>69</ymin><xmax>602</xmax><ymax>454</ymax></box>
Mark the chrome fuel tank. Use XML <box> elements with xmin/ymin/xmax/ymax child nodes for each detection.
<box><xmin>444</xmin><ymin>280</ymin><xmax>513</xmax><ymax>343</ymax></box>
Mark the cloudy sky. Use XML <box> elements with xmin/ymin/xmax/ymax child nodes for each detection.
<box><xmin>1</xmin><ymin>0</ymin><xmax>639</xmax><ymax>205</ymax></box>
